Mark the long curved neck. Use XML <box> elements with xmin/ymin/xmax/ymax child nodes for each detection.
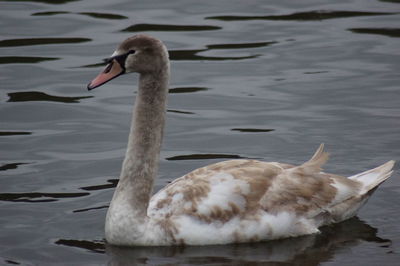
<box><xmin>113</xmin><ymin>67</ymin><xmax>169</xmax><ymax>218</ymax></box>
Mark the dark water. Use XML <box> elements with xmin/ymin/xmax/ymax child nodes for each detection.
<box><xmin>1</xmin><ymin>0</ymin><xmax>400</xmax><ymax>265</ymax></box>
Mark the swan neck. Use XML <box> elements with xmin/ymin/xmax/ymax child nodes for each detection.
<box><xmin>115</xmin><ymin>68</ymin><xmax>169</xmax><ymax>217</ymax></box>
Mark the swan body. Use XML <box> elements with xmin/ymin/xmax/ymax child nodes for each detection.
<box><xmin>87</xmin><ymin>35</ymin><xmax>395</xmax><ymax>246</ymax></box>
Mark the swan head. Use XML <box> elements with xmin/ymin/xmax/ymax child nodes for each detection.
<box><xmin>87</xmin><ymin>34</ymin><xmax>169</xmax><ymax>90</ymax></box>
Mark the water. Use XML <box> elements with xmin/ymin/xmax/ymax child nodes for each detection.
<box><xmin>1</xmin><ymin>0</ymin><xmax>399</xmax><ymax>265</ymax></box>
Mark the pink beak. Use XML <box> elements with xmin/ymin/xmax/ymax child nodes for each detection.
<box><xmin>87</xmin><ymin>59</ymin><xmax>125</xmax><ymax>90</ymax></box>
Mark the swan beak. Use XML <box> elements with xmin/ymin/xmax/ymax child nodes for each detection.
<box><xmin>87</xmin><ymin>59</ymin><xmax>125</xmax><ymax>90</ymax></box>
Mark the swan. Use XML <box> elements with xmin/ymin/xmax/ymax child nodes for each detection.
<box><xmin>87</xmin><ymin>34</ymin><xmax>395</xmax><ymax>246</ymax></box>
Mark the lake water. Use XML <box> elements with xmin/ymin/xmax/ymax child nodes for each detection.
<box><xmin>1</xmin><ymin>0</ymin><xmax>400</xmax><ymax>265</ymax></box>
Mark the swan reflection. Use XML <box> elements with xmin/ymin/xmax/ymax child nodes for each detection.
<box><xmin>104</xmin><ymin>217</ymin><xmax>390</xmax><ymax>265</ymax></box>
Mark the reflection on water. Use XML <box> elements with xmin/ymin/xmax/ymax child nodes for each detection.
<box><xmin>95</xmin><ymin>218</ymin><xmax>389</xmax><ymax>265</ymax></box>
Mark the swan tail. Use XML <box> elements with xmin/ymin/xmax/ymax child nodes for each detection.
<box><xmin>349</xmin><ymin>160</ymin><xmax>395</xmax><ymax>194</ymax></box>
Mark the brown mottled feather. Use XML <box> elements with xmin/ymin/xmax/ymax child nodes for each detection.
<box><xmin>152</xmin><ymin>149</ymin><xmax>296</xmax><ymax>219</ymax></box>
<box><xmin>150</xmin><ymin>145</ymin><xmax>365</xmax><ymax>227</ymax></box>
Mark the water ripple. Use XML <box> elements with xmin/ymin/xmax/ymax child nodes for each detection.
<box><xmin>31</xmin><ymin>11</ymin><xmax>69</xmax><ymax>16</ymax></box>
<box><xmin>7</xmin><ymin>91</ymin><xmax>92</xmax><ymax>103</ymax></box>
<box><xmin>207</xmin><ymin>41</ymin><xmax>277</xmax><ymax>49</ymax></box>
<box><xmin>73</xmin><ymin>205</ymin><xmax>108</xmax><ymax>213</ymax></box>
<box><xmin>349</xmin><ymin>28</ymin><xmax>400</xmax><ymax>38</ymax></box>
<box><xmin>379</xmin><ymin>0</ymin><xmax>400</xmax><ymax>3</ymax></box>
<box><xmin>0</xmin><ymin>162</ymin><xmax>30</xmax><ymax>171</ymax></box>
<box><xmin>167</xmin><ymin>109</ymin><xmax>195</xmax><ymax>115</ymax></box>
<box><xmin>0</xmin><ymin>37</ymin><xmax>91</xmax><ymax>47</ymax></box>
<box><xmin>3</xmin><ymin>258</ymin><xmax>21</xmax><ymax>265</ymax></box>
<box><xmin>82</xmin><ymin>40</ymin><xmax>272</xmax><ymax>66</ymax></box>
<box><xmin>169</xmin><ymin>87</ymin><xmax>209</xmax><ymax>94</ymax></box>
<box><xmin>231</xmin><ymin>128</ymin><xmax>275</xmax><ymax>133</ymax></box>
<box><xmin>80</xmin><ymin>179</ymin><xmax>117</xmax><ymax>191</ymax></box>
<box><xmin>31</xmin><ymin>11</ymin><xmax>127</xmax><ymax>20</ymax></box>
<box><xmin>169</xmin><ymin>40</ymin><xmax>273</xmax><ymax>61</ymax></box>
<box><xmin>166</xmin><ymin>154</ymin><xmax>249</xmax><ymax>161</ymax></box>
<box><xmin>121</xmin><ymin>23</ymin><xmax>221</xmax><ymax>32</ymax></box>
<box><xmin>2</xmin><ymin>0</ymin><xmax>80</xmax><ymax>4</ymax></box>
<box><xmin>0</xmin><ymin>192</ymin><xmax>90</xmax><ymax>203</ymax></box>
<box><xmin>79</xmin><ymin>12</ymin><xmax>127</xmax><ymax>20</ymax></box>
<box><xmin>206</xmin><ymin>10</ymin><xmax>397</xmax><ymax>21</ymax></box>
<box><xmin>0</xmin><ymin>56</ymin><xmax>59</xmax><ymax>64</ymax></box>
<box><xmin>0</xmin><ymin>132</ymin><xmax>32</xmax><ymax>136</ymax></box>
<box><xmin>55</xmin><ymin>239</ymin><xmax>105</xmax><ymax>254</ymax></box>
<box><xmin>169</xmin><ymin>49</ymin><xmax>258</xmax><ymax>61</ymax></box>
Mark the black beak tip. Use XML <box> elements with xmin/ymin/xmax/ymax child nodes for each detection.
<box><xmin>87</xmin><ymin>83</ymin><xmax>94</xmax><ymax>91</ymax></box>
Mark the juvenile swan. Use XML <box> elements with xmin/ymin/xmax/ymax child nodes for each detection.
<box><xmin>87</xmin><ymin>34</ymin><xmax>395</xmax><ymax>246</ymax></box>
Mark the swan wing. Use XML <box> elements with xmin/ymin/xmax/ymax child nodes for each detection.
<box><xmin>149</xmin><ymin>159</ymin><xmax>293</xmax><ymax>221</ymax></box>
<box><xmin>148</xmin><ymin>144</ymin><xmax>337</xmax><ymax>221</ymax></box>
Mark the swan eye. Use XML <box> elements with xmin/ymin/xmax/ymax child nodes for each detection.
<box><xmin>128</xmin><ymin>50</ymin><xmax>136</xmax><ymax>54</ymax></box>
<box><xmin>104</xmin><ymin>61</ymin><xmax>114</xmax><ymax>73</ymax></box>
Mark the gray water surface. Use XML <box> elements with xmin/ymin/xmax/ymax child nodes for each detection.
<box><xmin>1</xmin><ymin>0</ymin><xmax>400</xmax><ymax>265</ymax></box>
